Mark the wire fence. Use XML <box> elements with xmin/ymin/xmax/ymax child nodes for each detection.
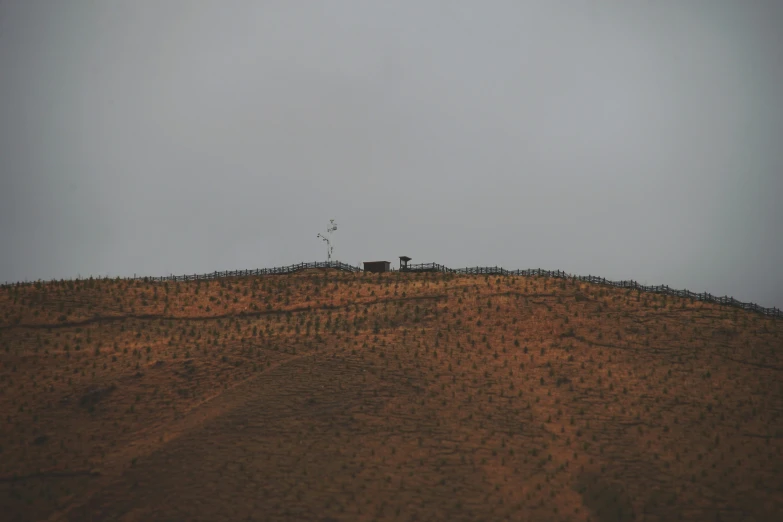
<box><xmin>399</xmin><ymin>263</ymin><xmax>782</xmax><ymax>318</ymax></box>
<box><xmin>137</xmin><ymin>261</ymin><xmax>362</xmax><ymax>282</ymax></box>
<box><xmin>1</xmin><ymin>261</ymin><xmax>361</xmax><ymax>286</ymax></box>
<box><xmin>2</xmin><ymin>260</ymin><xmax>780</xmax><ymax>319</ymax></box>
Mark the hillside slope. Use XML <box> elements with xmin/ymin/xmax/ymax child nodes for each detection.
<box><xmin>0</xmin><ymin>270</ymin><xmax>781</xmax><ymax>522</ymax></box>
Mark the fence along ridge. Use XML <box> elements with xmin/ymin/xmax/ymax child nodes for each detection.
<box><xmin>0</xmin><ymin>261</ymin><xmax>362</xmax><ymax>287</ymax></box>
<box><xmin>398</xmin><ymin>263</ymin><xmax>781</xmax><ymax>318</ymax></box>
<box><xmin>1</xmin><ymin>261</ymin><xmax>780</xmax><ymax>319</ymax></box>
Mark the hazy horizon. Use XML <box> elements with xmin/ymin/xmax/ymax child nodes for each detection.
<box><xmin>1</xmin><ymin>1</ymin><xmax>782</xmax><ymax>308</ymax></box>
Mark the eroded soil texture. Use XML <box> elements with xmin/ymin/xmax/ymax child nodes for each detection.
<box><xmin>1</xmin><ymin>270</ymin><xmax>781</xmax><ymax>521</ymax></box>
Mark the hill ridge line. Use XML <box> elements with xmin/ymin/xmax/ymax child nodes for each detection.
<box><xmin>2</xmin><ymin>260</ymin><xmax>780</xmax><ymax>318</ymax></box>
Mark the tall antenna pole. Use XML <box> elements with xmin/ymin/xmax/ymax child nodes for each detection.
<box><xmin>327</xmin><ymin>219</ymin><xmax>337</xmax><ymax>261</ymax></box>
<box><xmin>316</xmin><ymin>233</ymin><xmax>330</xmax><ymax>261</ymax></box>
<box><xmin>316</xmin><ymin>219</ymin><xmax>338</xmax><ymax>262</ymax></box>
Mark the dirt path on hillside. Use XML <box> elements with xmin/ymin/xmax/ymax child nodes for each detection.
<box><xmin>46</xmin><ymin>350</ymin><xmax>499</xmax><ymax>522</ymax></box>
<box><xmin>44</xmin><ymin>351</ymin><xmax>311</xmax><ymax>522</ymax></box>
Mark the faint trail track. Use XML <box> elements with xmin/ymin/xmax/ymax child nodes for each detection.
<box><xmin>716</xmin><ymin>355</ymin><xmax>783</xmax><ymax>371</ymax></box>
<box><xmin>49</xmin><ymin>349</ymin><xmax>491</xmax><ymax>522</ymax></box>
<box><xmin>0</xmin><ymin>294</ymin><xmax>450</xmax><ymax>331</ymax></box>
<box><xmin>44</xmin><ymin>351</ymin><xmax>311</xmax><ymax>522</ymax></box>
<box><xmin>0</xmin><ymin>470</ymin><xmax>102</xmax><ymax>483</ymax></box>
<box><xmin>0</xmin><ymin>291</ymin><xmax>564</xmax><ymax>331</ymax></box>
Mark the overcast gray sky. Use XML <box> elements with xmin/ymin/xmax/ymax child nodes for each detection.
<box><xmin>1</xmin><ymin>1</ymin><xmax>781</xmax><ymax>308</ymax></box>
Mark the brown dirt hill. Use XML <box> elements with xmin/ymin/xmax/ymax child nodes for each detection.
<box><xmin>0</xmin><ymin>269</ymin><xmax>781</xmax><ymax>522</ymax></box>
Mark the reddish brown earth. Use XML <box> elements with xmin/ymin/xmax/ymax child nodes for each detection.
<box><xmin>0</xmin><ymin>269</ymin><xmax>781</xmax><ymax>521</ymax></box>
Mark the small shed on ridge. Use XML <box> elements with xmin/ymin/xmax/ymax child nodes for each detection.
<box><xmin>363</xmin><ymin>261</ymin><xmax>391</xmax><ymax>273</ymax></box>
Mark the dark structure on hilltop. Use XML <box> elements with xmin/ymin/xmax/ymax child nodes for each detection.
<box><xmin>399</xmin><ymin>256</ymin><xmax>411</xmax><ymax>271</ymax></box>
<box><xmin>363</xmin><ymin>261</ymin><xmax>391</xmax><ymax>273</ymax></box>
